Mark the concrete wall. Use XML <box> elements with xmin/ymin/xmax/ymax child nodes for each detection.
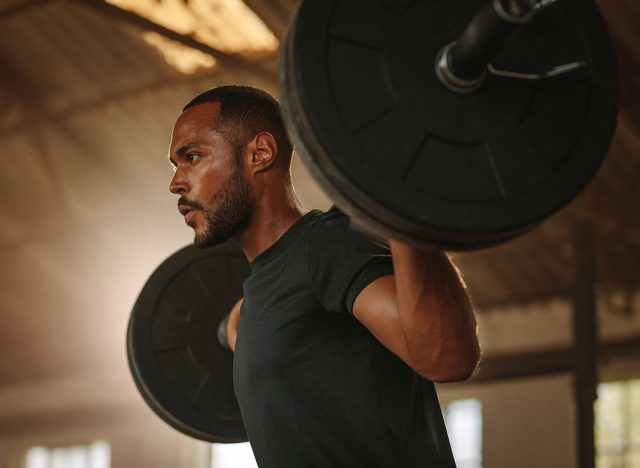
<box><xmin>439</xmin><ymin>374</ymin><xmax>576</xmax><ymax>468</ymax></box>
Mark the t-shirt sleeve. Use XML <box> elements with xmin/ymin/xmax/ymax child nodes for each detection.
<box><xmin>306</xmin><ymin>213</ymin><xmax>394</xmax><ymax>316</ymax></box>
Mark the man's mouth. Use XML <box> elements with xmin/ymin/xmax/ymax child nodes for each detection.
<box><xmin>178</xmin><ymin>203</ymin><xmax>198</xmax><ymax>225</ymax></box>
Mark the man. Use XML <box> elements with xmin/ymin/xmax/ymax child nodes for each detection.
<box><xmin>168</xmin><ymin>85</ymin><xmax>479</xmax><ymax>467</ymax></box>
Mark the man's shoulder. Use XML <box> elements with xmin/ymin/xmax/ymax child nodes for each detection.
<box><xmin>305</xmin><ymin>207</ymin><xmax>389</xmax><ymax>253</ymax></box>
<box><xmin>304</xmin><ymin>207</ymin><xmax>355</xmax><ymax>241</ymax></box>
<box><xmin>306</xmin><ymin>206</ymin><xmax>349</xmax><ymax>228</ymax></box>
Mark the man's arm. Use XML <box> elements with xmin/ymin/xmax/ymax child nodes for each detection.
<box><xmin>352</xmin><ymin>240</ymin><xmax>479</xmax><ymax>383</ymax></box>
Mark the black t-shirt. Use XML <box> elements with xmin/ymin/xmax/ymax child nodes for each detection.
<box><xmin>233</xmin><ymin>210</ymin><xmax>455</xmax><ymax>467</ymax></box>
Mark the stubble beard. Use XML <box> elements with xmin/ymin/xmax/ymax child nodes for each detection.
<box><xmin>194</xmin><ymin>163</ymin><xmax>254</xmax><ymax>248</ymax></box>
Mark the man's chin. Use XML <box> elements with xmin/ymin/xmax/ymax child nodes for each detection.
<box><xmin>194</xmin><ymin>230</ymin><xmax>231</xmax><ymax>249</ymax></box>
<box><xmin>193</xmin><ymin>233</ymin><xmax>213</xmax><ymax>249</ymax></box>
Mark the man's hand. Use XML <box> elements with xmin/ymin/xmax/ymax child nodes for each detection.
<box><xmin>226</xmin><ymin>298</ymin><xmax>242</xmax><ymax>352</ymax></box>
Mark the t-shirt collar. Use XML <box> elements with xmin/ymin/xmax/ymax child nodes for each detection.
<box><xmin>250</xmin><ymin>209</ymin><xmax>321</xmax><ymax>270</ymax></box>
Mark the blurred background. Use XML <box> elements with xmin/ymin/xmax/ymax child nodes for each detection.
<box><xmin>0</xmin><ymin>0</ymin><xmax>638</xmax><ymax>467</ymax></box>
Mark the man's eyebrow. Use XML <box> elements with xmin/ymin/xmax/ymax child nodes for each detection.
<box><xmin>176</xmin><ymin>142</ymin><xmax>200</xmax><ymax>156</ymax></box>
<box><xmin>168</xmin><ymin>142</ymin><xmax>200</xmax><ymax>167</ymax></box>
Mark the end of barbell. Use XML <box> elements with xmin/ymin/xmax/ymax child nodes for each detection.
<box><xmin>435</xmin><ymin>42</ymin><xmax>487</xmax><ymax>94</ymax></box>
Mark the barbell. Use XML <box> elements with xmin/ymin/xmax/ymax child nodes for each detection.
<box><xmin>279</xmin><ymin>0</ymin><xmax>618</xmax><ymax>250</ymax></box>
<box><xmin>128</xmin><ymin>241</ymin><xmax>249</xmax><ymax>442</ymax></box>
<box><xmin>128</xmin><ymin>0</ymin><xmax>618</xmax><ymax>442</ymax></box>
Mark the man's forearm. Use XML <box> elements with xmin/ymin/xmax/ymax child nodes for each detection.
<box><xmin>390</xmin><ymin>240</ymin><xmax>480</xmax><ymax>382</ymax></box>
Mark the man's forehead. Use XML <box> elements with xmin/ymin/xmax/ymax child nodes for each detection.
<box><xmin>171</xmin><ymin>101</ymin><xmax>223</xmax><ymax>146</ymax></box>
<box><xmin>175</xmin><ymin>101</ymin><xmax>222</xmax><ymax>128</ymax></box>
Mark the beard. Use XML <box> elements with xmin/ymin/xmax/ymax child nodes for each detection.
<box><xmin>192</xmin><ymin>163</ymin><xmax>254</xmax><ymax>248</ymax></box>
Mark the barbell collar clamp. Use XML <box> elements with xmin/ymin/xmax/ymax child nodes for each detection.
<box><xmin>436</xmin><ymin>42</ymin><xmax>487</xmax><ymax>94</ymax></box>
<box><xmin>435</xmin><ymin>0</ymin><xmax>542</xmax><ymax>92</ymax></box>
<box><xmin>494</xmin><ymin>0</ymin><xmax>537</xmax><ymax>24</ymax></box>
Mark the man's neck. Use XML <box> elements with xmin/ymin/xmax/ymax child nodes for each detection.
<box><xmin>234</xmin><ymin>198</ymin><xmax>305</xmax><ymax>263</ymax></box>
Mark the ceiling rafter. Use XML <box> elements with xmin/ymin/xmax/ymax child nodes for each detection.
<box><xmin>242</xmin><ymin>0</ymin><xmax>293</xmax><ymax>39</ymax></box>
<box><xmin>0</xmin><ymin>50</ymin><xmax>71</xmax><ymax>212</ymax></box>
<box><xmin>0</xmin><ymin>61</ymin><xmax>272</xmax><ymax>140</ymax></box>
<box><xmin>563</xmin><ymin>207</ymin><xmax>640</xmax><ymax>249</ymax></box>
<box><xmin>71</xmin><ymin>0</ymin><xmax>277</xmax><ymax>83</ymax></box>
<box><xmin>0</xmin><ymin>0</ymin><xmax>57</xmax><ymax>21</ymax></box>
<box><xmin>470</xmin><ymin>334</ymin><xmax>640</xmax><ymax>383</ymax></box>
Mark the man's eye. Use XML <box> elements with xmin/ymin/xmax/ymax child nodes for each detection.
<box><xmin>186</xmin><ymin>154</ymin><xmax>200</xmax><ymax>164</ymax></box>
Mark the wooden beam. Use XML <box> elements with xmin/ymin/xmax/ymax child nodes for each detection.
<box><xmin>472</xmin><ymin>347</ymin><xmax>573</xmax><ymax>382</ymax></box>
<box><xmin>472</xmin><ymin>290</ymin><xmax>570</xmax><ymax>311</ymax></box>
<box><xmin>572</xmin><ymin>223</ymin><xmax>597</xmax><ymax>468</ymax></box>
<box><xmin>0</xmin><ymin>404</ymin><xmax>150</xmax><ymax>442</ymax></box>
<box><xmin>470</xmin><ymin>335</ymin><xmax>640</xmax><ymax>383</ymax></box>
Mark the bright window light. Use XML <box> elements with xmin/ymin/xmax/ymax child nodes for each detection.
<box><xmin>25</xmin><ymin>447</ymin><xmax>48</xmax><ymax>468</ymax></box>
<box><xmin>105</xmin><ymin>0</ymin><xmax>279</xmax><ymax>74</ymax></box>
<box><xmin>25</xmin><ymin>441</ymin><xmax>110</xmax><ymax>468</ymax></box>
<box><xmin>443</xmin><ymin>399</ymin><xmax>483</xmax><ymax>468</ymax></box>
<box><xmin>211</xmin><ymin>442</ymin><xmax>258</xmax><ymax>468</ymax></box>
<box><xmin>142</xmin><ymin>31</ymin><xmax>216</xmax><ymax>74</ymax></box>
<box><xmin>596</xmin><ymin>378</ymin><xmax>640</xmax><ymax>467</ymax></box>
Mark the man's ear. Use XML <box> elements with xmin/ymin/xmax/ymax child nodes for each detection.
<box><xmin>249</xmin><ymin>132</ymin><xmax>278</xmax><ymax>173</ymax></box>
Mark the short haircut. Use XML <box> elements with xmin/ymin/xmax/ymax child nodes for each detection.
<box><xmin>183</xmin><ymin>85</ymin><xmax>293</xmax><ymax>171</ymax></box>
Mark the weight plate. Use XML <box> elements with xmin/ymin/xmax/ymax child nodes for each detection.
<box><xmin>279</xmin><ymin>0</ymin><xmax>618</xmax><ymax>250</ymax></box>
<box><xmin>127</xmin><ymin>241</ymin><xmax>249</xmax><ymax>442</ymax></box>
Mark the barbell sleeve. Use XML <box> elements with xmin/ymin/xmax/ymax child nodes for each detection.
<box><xmin>436</xmin><ymin>0</ymin><xmax>539</xmax><ymax>93</ymax></box>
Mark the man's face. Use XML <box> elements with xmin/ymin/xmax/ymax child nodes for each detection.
<box><xmin>168</xmin><ymin>102</ymin><xmax>253</xmax><ymax>247</ymax></box>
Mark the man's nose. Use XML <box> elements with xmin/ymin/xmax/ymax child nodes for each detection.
<box><xmin>169</xmin><ymin>169</ymin><xmax>189</xmax><ymax>194</ymax></box>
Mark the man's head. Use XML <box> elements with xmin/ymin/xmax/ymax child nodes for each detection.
<box><xmin>182</xmin><ymin>86</ymin><xmax>293</xmax><ymax>169</ymax></box>
<box><xmin>168</xmin><ymin>85</ymin><xmax>293</xmax><ymax>247</ymax></box>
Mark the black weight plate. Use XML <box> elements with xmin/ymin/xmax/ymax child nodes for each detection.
<box><xmin>127</xmin><ymin>241</ymin><xmax>249</xmax><ymax>442</ymax></box>
<box><xmin>279</xmin><ymin>0</ymin><xmax>618</xmax><ymax>250</ymax></box>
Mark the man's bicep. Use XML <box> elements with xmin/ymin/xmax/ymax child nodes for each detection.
<box><xmin>352</xmin><ymin>275</ymin><xmax>412</xmax><ymax>365</ymax></box>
